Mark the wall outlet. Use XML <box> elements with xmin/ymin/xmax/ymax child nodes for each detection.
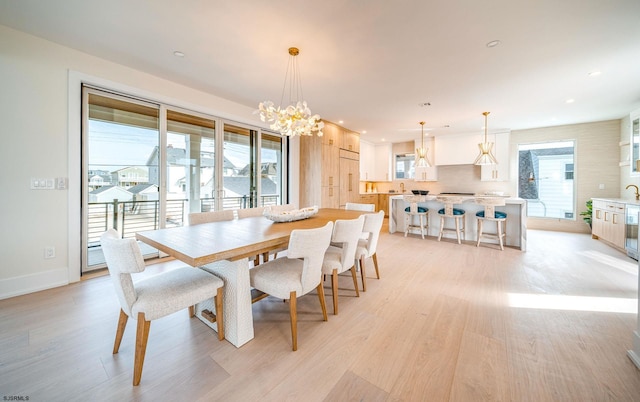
<box><xmin>599</xmin><ymin>184</ymin><xmax>605</xmax><ymax>190</ymax></box>
<box><xmin>44</xmin><ymin>246</ymin><xmax>55</xmax><ymax>259</ymax></box>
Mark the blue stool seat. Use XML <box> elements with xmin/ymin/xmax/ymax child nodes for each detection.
<box><xmin>476</xmin><ymin>210</ymin><xmax>507</xmax><ymax>219</ymax></box>
<box><xmin>438</xmin><ymin>208</ymin><xmax>465</xmax><ymax>215</ymax></box>
<box><xmin>405</xmin><ymin>206</ymin><xmax>428</xmax><ymax>213</ymax></box>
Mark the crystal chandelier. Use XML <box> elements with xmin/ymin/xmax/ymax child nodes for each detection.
<box><xmin>416</xmin><ymin>121</ymin><xmax>431</xmax><ymax>167</ymax></box>
<box><xmin>473</xmin><ymin>111</ymin><xmax>498</xmax><ymax>165</ymax></box>
<box><xmin>257</xmin><ymin>47</ymin><xmax>324</xmax><ymax>137</ymax></box>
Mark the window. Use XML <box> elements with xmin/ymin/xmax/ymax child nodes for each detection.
<box><xmin>395</xmin><ymin>154</ymin><xmax>415</xmax><ymax>179</ymax></box>
<box><xmin>518</xmin><ymin>141</ymin><xmax>575</xmax><ymax>219</ymax></box>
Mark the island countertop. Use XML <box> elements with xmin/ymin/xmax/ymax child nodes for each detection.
<box><xmin>388</xmin><ymin>194</ymin><xmax>527</xmax><ymax>250</ymax></box>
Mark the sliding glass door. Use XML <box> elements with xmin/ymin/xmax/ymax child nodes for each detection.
<box><xmin>83</xmin><ymin>88</ymin><xmax>160</xmax><ymax>271</ymax></box>
<box><xmin>82</xmin><ymin>87</ymin><xmax>288</xmax><ymax>273</ymax></box>
<box><xmin>222</xmin><ymin>122</ymin><xmax>286</xmax><ymax>210</ymax></box>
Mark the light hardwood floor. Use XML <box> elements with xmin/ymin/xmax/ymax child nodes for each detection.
<box><xmin>1</xmin><ymin>224</ymin><xmax>639</xmax><ymax>401</ymax></box>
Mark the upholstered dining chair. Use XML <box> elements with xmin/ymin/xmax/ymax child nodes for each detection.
<box><xmin>236</xmin><ymin>206</ymin><xmax>266</xmax><ymax>219</ymax></box>
<box><xmin>188</xmin><ymin>209</ymin><xmax>235</xmax><ymax>225</ymax></box>
<box><xmin>249</xmin><ymin>222</ymin><xmax>333</xmax><ymax>351</ymax></box>
<box><xmin>355</xmin><ymin>210</ymin><xmax>385</xmax><ymax>292</ymax></box>
<box><xmin>345</xmin><ymin>202</ymin><xmax>375</xmax><ymax>212</ymax></box>
<box><xmin>100</xmin><ymin>229</ymin><xmax>225</xmax><ymax>385</ymax></box>
<box><xmin>322</xmin><ymin>215</ymin><xmax>365</xmax><ymax>315</ymax></box>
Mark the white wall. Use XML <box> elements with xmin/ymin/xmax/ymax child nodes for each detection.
<box><xmin>0</xmin><ymin>25</ymin><xmax>293</xmax><ymax>299</ymax></box>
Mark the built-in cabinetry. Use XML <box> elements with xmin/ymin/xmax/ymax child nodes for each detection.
<box><xmin>300</xmin><ymin>120</ymin><xmax>360</xmax><ymax>209</ymax></box>
<box><xmin>480</xmin><ymin>131</ymin><xmax>510</xmax><ymax>181</ymax></box>
<box><xmin>592</xmin><ymin>199</ymin><xmax>626</xmax><ymax>249</ymax></box>
<box><xmin>358</xmin><ymin>193</ymin><xmax>390</xmax><ymax>217</ymax></box>
<box><xmin>339</xmin><ymin>149</ymin><xmax>360</xmax><ymax>208</ymax></box>
<box><xmin>360</xmin><ymin>141</ymin><xmax>392</xmax><ymax>181</ymax></box>
<box><xmin>414</xmin><ymin>138</ymin><xmax>437</xmax><ymax>181</ymax></box>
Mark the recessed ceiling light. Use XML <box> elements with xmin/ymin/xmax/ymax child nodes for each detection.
<box><xmin>486</xmin><ymin>40</ymin><xmax>501</xmax><ymax>48</ymax></box>
<box><xmin>588</xmin><ymin>71</ymin><xmax>602</xmax><ymax>77</ymax></box>
<box><xmin>362</xmin><ymin>130</ymin><xmax>367</xmax><ymax>134</ymax></box>
<box><xmin>381</xmin><ymin>138</ymin><xmax>386</xmax><ymax>142</ymax></box>
<box><xmin>173</xmin><ymin>51</ymin><xmax>185</xmax><ymax>57</ymax></box>
<box><xmin>566</xmin><ymin>99</ymin><xmax>575</xmax><ymax>104</ymax></box>
<box><xmin>338</xmin><ymin>120</ymin><xmax>344</xmax><ymax>124</ymax></box>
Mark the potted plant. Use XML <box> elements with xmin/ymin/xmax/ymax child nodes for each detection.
<box><xmin>580</xmin><ymin>199</ymin><xmax>592</xmax><ymax>228</ymax></box>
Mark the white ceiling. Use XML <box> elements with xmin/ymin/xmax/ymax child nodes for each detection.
<box><xmin>1</xmin><ymin>0</ymin><xmax>639</xmax><ymax>144</ymax></box>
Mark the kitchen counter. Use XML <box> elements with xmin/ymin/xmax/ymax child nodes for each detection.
<box><xmin>388</xmin><ymin>194</ymin><xmax>527</xmax><ymax>250</ymax></box>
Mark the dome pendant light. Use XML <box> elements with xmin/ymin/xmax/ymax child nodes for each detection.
<box><xmin>474</xmin><ymin>112</ymin><xmax>498</xmax><ymax>165</ymax></box>
<box><xmin>416</xmin><ymin>121</ymin><xmax>431</xmax><ymax>168</ymax></box>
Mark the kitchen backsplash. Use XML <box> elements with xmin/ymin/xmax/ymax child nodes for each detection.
<box><xmin>360</xmin><ymin>164</ymin><xmax>514</xmax><ymax>196</ymax></box>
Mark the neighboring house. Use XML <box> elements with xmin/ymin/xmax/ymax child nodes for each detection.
<box><xmin>127</xmin><ymin>183</ymin><xmax>159</xmax><ymax>201</ymax></box>
<box><xmin>112</xmin><ymin>166</ymin><xmax>149</xmax><ymax>188</ymax></box>
<box><xmin>87</xmin><ymin>169</ymin><xmax>114</xmax><ymax>191</ymax></box>
<box><xmin>222</xmin><ymin>176</ymin><xmax>278</xmax><ymax>197</ymax></box>
<box><xmin>88</xmin><ymin>185</ymin><xmax>133</xmax><ymax>203</ymax></box>
<box><xmin>146</xmin><ymin>145</ymin><xmax>235</xmax><ymax>196</ymax></box>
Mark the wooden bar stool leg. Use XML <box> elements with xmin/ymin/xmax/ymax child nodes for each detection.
<box><xmin>476</xmin><ymin>219</ymin><xmax>483</xmax><ymax>247</ymax></box>
<box><xmin>498</xmin><ymin>220</ymin><xmax>504</xmax><ymax>251</ymax></box>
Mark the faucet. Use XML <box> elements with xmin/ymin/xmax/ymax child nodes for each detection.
<box><xmin>626</xmin><ymin>184</ymin><xmax>640</xmax><ymax>200</ymax></box>
<box><xmin>400</xmin><ymin>182</ymin><xmax>405</xmax><ymax>193</ymax></box>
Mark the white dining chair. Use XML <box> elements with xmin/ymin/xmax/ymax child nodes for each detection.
<box><xmin>236</xmin><ymin>206</ymin><xmax>266</xmax><ymax>219</ymax></box>
<box><xmin>345</xmin><ymin>202</ymin><xmax>375</xmax><ymax>212</ymax></box>
<box><xmin>188</xmin><ymin>209</ymin><xmax>235</xmax><ymax>225</ymax></box>
<box><xmin>249</xmin><ymin>222</ymin><xmax>333</xmax><ymax>351</ymax></box>
<box><xmin>100</xmin><ymin>229</ymin><xmax>224</xmax><ymax>385</ymax></box>
<box><xmin>355</xmin><ymin>210</ymin><xmax>385</xmax><ymax>291</ymax></box>
<box><xmin>322</xmin><ymin>215</ymin><xmax>365</xmax><ymax>315</ymax></box>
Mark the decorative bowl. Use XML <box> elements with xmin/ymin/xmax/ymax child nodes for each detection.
<box><xmin>264</xmin><ymin>206</ymin><xmax>318</xmax><ymax>222</ymax></box>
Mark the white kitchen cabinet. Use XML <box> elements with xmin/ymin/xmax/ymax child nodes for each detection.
<box><xmin>414</xmin><ymin>139</ymin><xmax>437</xmax><ymax>181</ymax></box>
<box><xmin>360</xmin><ymin>140</ymin><xmax>375</xmax><ymax>180</ymax></box>
<box><xmin>374</xmin><ymin>143</ymin><xmax>392</xmax><ymax>181</ymax></box>
<box><xmin>481</xmin><ymin>131</ymin><xmax>510</xmax><ymax>181</ymax></box>
<box><xmin>360</xmin><ymin>141</ymin><xmax>391</xmax><ymax>181</ymax></box>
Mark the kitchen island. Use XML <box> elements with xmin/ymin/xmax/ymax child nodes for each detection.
<box><xmin>389</xmin><ymin>194</ymin><xmax>527</xmax><ymax>250</ymax></box>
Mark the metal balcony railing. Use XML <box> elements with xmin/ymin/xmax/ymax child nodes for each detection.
<box><xmin>87</xmin><ymin>195</ymin><xmax>281</xmax><ymax>247</ymax></box>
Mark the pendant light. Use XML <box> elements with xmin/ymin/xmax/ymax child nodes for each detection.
<box><xmin>257</xmin><ymin>47</ymin><xmax>324</xmax><ymax>137</ymax></box>
<box><xmin>474</xmin><ymin>111</ymin><xmax>498</xmax><ymax>165</ymax></box>
<box><xmin>416</xmin><ymin>121</ymin><xmax>431</xmax><ymax>168</ymax></box>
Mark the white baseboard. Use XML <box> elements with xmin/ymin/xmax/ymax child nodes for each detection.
<box><xmin>0</xmin><ymin>268</ymin><xmax>69</xmax><ymax>300</ymax></box>
<box><xmin>628</xmin><ymin>330</ymin><xmax>640</xmax><ymax>370</ymax></box>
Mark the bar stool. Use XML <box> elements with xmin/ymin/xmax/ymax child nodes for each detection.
<box><xmin>475</xmin><ymin>197</ymin><xmax>507</xmax><ymax>250</ymax></box>
<box><xmin>436</xmin><ymin>196</ymin><xmax>466</xmax><ymax>244</ymax></box>
<box><xmin>404</xmin><ymin>195</ymin><xmax>429</xmax><ymax>239</ymax></box>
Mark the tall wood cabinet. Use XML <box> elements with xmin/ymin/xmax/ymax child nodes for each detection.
<box><xmin>300</xmin><ymin>121</ymin><xmax>360</xmax><ymax>209</ymax></box>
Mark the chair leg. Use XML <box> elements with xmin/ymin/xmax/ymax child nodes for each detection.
<box><xmin>332</xmin><ymin>269</ymin><xmax>339</xmax><ymax>315</ymax></box>
<box><xmin>438</xmin><ymin>216</ymin><xmax>444</xmax><ymax>241</ymax></box>
<box><xmin>316</xmin><ymin>282</ymin><xmax>328</xmax><ymax>321</ymax></box>
<box><xmin>289</xmin><ymin>291</ymin><xmax>297</xmax><ymax>351</ymax></box>
<box><xmin>350</xmin><ymin>265</ymin><xmax>360</xmax><ymax>297</ymax></box>
<box><xmin>476</xmin><ymin>219</ymin><xmax>483</xmax><ymax>247</ymax></box>
<box><xmin>188</xmin><ymin>305</ymin><xmax>195</xmax><ymax>317</ymax></box>
<box><xmin>498</xmin><ymin>220</ymin><xmax>504</xmax><ymax>251</ymax></box>
<box><xmin>113</xmin><ymin>309</ymin><xmax>128</xmax><ymax>354</ymax></box>
<box><xmin>215</xmin><ymin>286</ymin><xmax>225</xmax><ymax>341</ymax></box>
<box><xmin>455</xmin><ymin>216</ymin><xmax>461</xmax><ymax>244</ymax></box>
<box><xmin>133</xmin><ymin>313</ymin><xmax>151</xmax><ymax>386</ymax></box>
<box><xmin>372</xmin><ymin>253</ymin><xmax>380</xmax><ymax>279</ymax></box>
<box><xmin>359</xmin><ymin>256</ymin><xmax>367</xmax><ymax>292</ymax></box>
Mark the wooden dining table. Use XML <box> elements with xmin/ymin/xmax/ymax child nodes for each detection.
<box><xmin>136</xmin><ymin>208</ymin><xmax>367</xmax><ymax>347</ymax></box>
